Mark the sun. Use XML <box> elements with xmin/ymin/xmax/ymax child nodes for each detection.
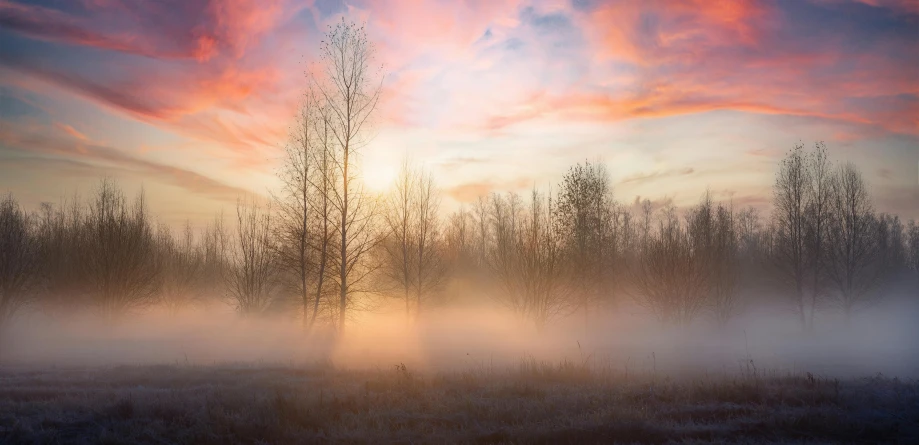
<box><xmin>361</xmin><ymin>156</ymin><xmax>399</xmax><ymax>193</ymax></box>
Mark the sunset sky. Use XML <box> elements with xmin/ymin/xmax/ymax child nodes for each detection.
<box><xmin>1</xmin><ymin>0</ymin><xmax>917</xmax><ymax>225</ymax></box>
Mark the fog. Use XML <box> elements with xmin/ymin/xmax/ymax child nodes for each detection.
<box><xmin>4</xmin><ymin>292</ymin><xmax>916</xmax><ymax>379</ymax></box>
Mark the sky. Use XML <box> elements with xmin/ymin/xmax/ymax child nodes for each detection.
<box><xmin>0</xmin><ymin>0</ymin><xmax>917</xmax><ymax>225</ymax></box>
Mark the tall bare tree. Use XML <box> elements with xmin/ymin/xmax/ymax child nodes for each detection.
<box><xmin>488</xmin><ymin>192</ymin><xmax>524</xmax><ymax>309</ymax></box>
<box><xmin>826</xmin><ymin>163</ymin><xmax>880</xmax><ymax>320</ymax></box>
<box><xmin>276</xmin><ymin>91</ymin><xmax>319</xmax><ymax>327</ymax></box>
<box><xmin>518</xmin><ymin>189</ymin><xmax>570</xmax><ymax>331</ymax></box>
<box><xmin>771</xmin><ymin>144</ymin><xmax>811</xmax><ymax>331</ymax></box>
<box><xmin>381</xmin><ymin>160</ymin><xmax>417</xmax><ymax>319</ymax></box>
<box><xmin>305</xmin><ymin>101</ymin><xmax>338</xmax><ymax>328</ymax></box>
<box><xmin>313</xmin><ymin>19</ymin><xmax>384</xmax><ymax>331</ymax></box>
<box><xmin>803</xmin><ymin>142</ymin><xmax>832</xmax><ymax>330</ymax></box>
<box><xmin>412</xmin><ymin>169</ymin><xmax>448</xmax><ymax>317</ymax></box>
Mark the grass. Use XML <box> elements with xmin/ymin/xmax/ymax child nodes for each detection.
<box><xmin>0</xmin><ymin>361</ymin><xmax>916</xmax><ymax>444</ymax></box>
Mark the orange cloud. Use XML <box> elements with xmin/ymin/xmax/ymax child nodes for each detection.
<box><xmin>54</xmin><ymin>123</ymin><xmax>88</xmax><ymax>141</ymax></box>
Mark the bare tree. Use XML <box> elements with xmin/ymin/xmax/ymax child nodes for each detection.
<box><xmin>518</xmin><ymin>189</ymin><xmax>571</xmax><ymax>331</ymax></box>
<box><xmin>473</xmin><ymin>196</ymin><xmax>490</xmax><ymax>268</ymax></box>
<box><xmin>803</xmin><ymin>142</ymin><xmax>832</xmax><ymax>331</ymax></box>
<box><xmin>444</xmin><ymin>206</ymin><xmax>473</xmax><ymax>271</ymax></box>
<box><xmin>907</xmin><ymin>220</ymin><xmax>919</xmax><ymax>286</ymax></box>
<box><xmin>0</xmin><ymin>194</ymin><xmax>37</xmax><ymax>328</ymax></box>
<box><xmin>313</xmin><ymin>19</ymin><xmax>384</xmax><ymax>331</ymax></box>
<box><xmin>488</xmin><ymin>192</ymin><xmax>524</xmax><ymax>310</ymax></box>
<box><xmin>83</xmin><ymin>180</ymin><xmax>161</xmax><ymax>317</ymax></box>
<box><xmin>709</xmin><ymin>202</ymin><xmax>741</xmax><ymax>325</ymax></box>
<box><xmin>381</xmin><ymin>160</ymin><xmax>417</xmax><ymax>320</ymax></box>
<box><xmin>826</xmin><ymin>163</ymin><xmax>881</xmax><ymax>320</ymax></box>
<box><xmin>200</xmin><ymin>212</ymin><xmax>228</xmax><ymax>300</ymax></box>
<box><xmin>632</xmin><ymin>205</ymin><xmax>707</xmax><ymax>325</ymax></box>
<box><xmin>771</xmin><ymin>144</ymin><xmax>811</xmax><ymax>331</ymax></box>
<box><xmin>305</xmin><ymin>102</ymin><xmax>338</xmax><ymax>328</ymax></box>
<box><xmin>412</xmin><ymin>170</ymin><xmax>448</xmax><ymax>317</ymax></box>
<box><xmin>34</xmin><ymin>196</ymin><xmax>87</xmax><ymax>311</ymax></box>
<box><xmin>275</xmin><ymin>91</ymin><xmax>319</xmax><ymax>327</ymax></box>
<box><xmin>156</xmin><ymin>221</ymin><xmax>203</xmax><ymax>313</ymax></box>
<box><xmin>226</xmin><ymin>199</ymin><xmax>276</xmax><ymax>315</ymax></box>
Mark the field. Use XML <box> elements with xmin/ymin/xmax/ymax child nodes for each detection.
<box><xmin>1</xmin><ymin>361</ymin><xmax>916</xmax><ymax>444</ymax></box>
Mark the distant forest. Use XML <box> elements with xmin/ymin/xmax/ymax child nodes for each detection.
<box><xmin>1</xmin><ymin>21</ymin><xmax>917</xmax><ymax>336</ymax></box>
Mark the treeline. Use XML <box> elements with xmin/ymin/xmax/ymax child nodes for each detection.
<box><xmin>1</xmin><ymin>143</ymin><xmax>917</xmax><ymax>333</ymax></box>
<box><xmin>1</xmin><ymin>21</ymin><xmax>917</xmax><ymax>335</ymax></box>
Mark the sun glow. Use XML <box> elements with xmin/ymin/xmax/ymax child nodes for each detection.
<box><xmin>362</xmin><ymin>159</ymin><xmax>400</xmax><ymax>193</ymax></box>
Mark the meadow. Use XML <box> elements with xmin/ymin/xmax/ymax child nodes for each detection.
<box><xmin>1</xmin><ymin>360</ymin><xmax>916</xmax><ymax>444</ymax></box>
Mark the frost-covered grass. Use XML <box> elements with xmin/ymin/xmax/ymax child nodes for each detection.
<box><xmin>0</xmin><ymin>361</ymin><xmax>916</xmax><ymax>444</ymax></box>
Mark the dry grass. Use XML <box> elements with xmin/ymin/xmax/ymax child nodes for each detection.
<box><xmin>0</xmin><ymin>361</ymin><xmax>916</xmax><ymax>444</ymax></box>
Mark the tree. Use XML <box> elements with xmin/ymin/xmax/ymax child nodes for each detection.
<box><xmin>0</xmin><ymin>194</ymin><xmax>37</xmax><ymax>328</ymax></box>
<box><xmin>488</xmin><ymin>192</ymin><xmax>523</xmax><ymax>310</ymax></box>
<box><xmin>771</xmin><ymin>144</ymin><xmax>811</xmax><ymax>331</ymax></box>
<box><xmin>305</xmin><ymin>100</ymin><xmax>338</xmax><ymax>328</ymax></box>
<box><xmin>444</xmin><ymin>206</ymin><xmax>473</xmax><ymax>272</ymax></box>
<box><xmin>83</xmin><ymin>180</ymin><xmax>160</xmax><ymax>317</ymax></box>
<box><xmin>381</xmin><ymin>160</ymin><xmax>417</xmax><ymax>320</ymax></box>
<box><xmin>632</xmin><ymin>205</ymin><xmax>707</xmax><ymax>325</ymax></box>
<box><xmin>473</xmin><ymin>196</ymin><xmax>490</xmax><ymax>268</ymax></box>
<box><xmin>826</xmin><ymin>163</ymin><xmax>881</xmax><ymax>319</ymax></box>
<box><xmin>313</xmin><ymin>19</ymin><xmax>384</xmax><ymax>331</ymax></box>
<box><xmin>556</xmin><ymin>161</ymin><xmax>612</xmax><ymax>329</ymax></box>
<box><xmin>412</xmin><ymin>169</ymin><xmax>448</xmax><ymax>317</ymax></box>
<box><xmin>518</xmin><ymin>189</ymin><xmax>571</xmax><ymax>331</ymax></box>
<box><xmin>156</xmin><ymin>221</ymin><xmax>203</xmax><ymax>313</ymax></box>
<box><xmin>276</xmin><ymin>91</ymin><xmax>319</xmax><ymax>327</ymax></box>
<box><xmin>199</xmin><ymin>212</ymin><xmax>228</xmax><ymax>300</ymax></box>
<box><xmin>710</xmin><ymin>202</ymin><xmax>741</xmax><ymax>325</ymax></box>
<box><xmin>803</xmin><ymin>142</ymin><xmax>832</xmax><ymax>331</ymax></box>
<box><xmin>226</xmin><ymin>199</ymin><xmax>276</xmax><ymax>314</ymax></box>
<box><xmin>34</xmin><ymin>196</ymin><xmax>86</xmax><ymax>311</ymax></box>
<box><xmin>907</xmin><ymin>220</ymin><xmax>919</xmax><ymax>286</ymax></box>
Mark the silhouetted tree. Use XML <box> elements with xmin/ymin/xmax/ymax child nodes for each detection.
<box><xmin>0</xmin><ymin>194</ymin><xmax>38</xmax><ymax>327</ymax></box>
<box><xmin>771</xmin><ymin>144</ymin><xmax>811</xmax><ymax>331</ymax></box>
<box><xmin>276</xmin><ymin>91</ymin><xmax>320</xmax><ymax>327</ymax></box>
<box><xmin>826</xmin><ymin>163</ymin><xmax>880</xmax><ymax>320</ymax></box>
<box><xmin>907</xmin><ymin>220</ymin><xmax>919</xmax><ymax>286</ymax></box>
<box><xmin>556</xmin><ymin>161</ymin><xmax>611</xmax><ymax>329</ymax></box>
<box><xmin>313</xmin><ymin>19</ymin><xmax>384</xmax><ymax>331</ymax></box>
<box><xmin>412</xmin><ymin>170</ymin><xmax>448</xmax><ymax>317</ymax></box>
<box><xmin>381</xmin><ymin>160</ymin><xmax>417</xmax><ymax>320</ymax></box>
<box><xmin>226</xmin><ymin>199</ymin><xmax>276</xmax><ymax>314</ymax></box>
<box><xmin>518</xmin><ymin>189</ymin><xmax>571</xmax><ymax>331</ymax></box>
<box><xmin>803</xmin><ymin>142</ymin><xmax>832</xmax><ymax>331</ymax></box>
<box><xmin>83</xmin><ymin>180</ymin><xmax>160</xmax><ymax>317</ymax></box>
<box><xmin>156</xmin><ymin>221</ymin><xmax>203</xmax><ymax>313</ymax></box>
<box><xmin>632</xmin><ymin>205</ymin><xmax>707</xmax><ymax>325</ymax></box>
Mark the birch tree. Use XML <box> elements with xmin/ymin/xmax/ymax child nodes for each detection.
<box><xmin>312</xmin><ymin>19</ymin><xmax>384</xmax><ymax>331</ymax></box>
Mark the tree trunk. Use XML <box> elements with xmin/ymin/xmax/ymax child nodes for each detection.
<box><xmin>339</xmin><ymin>149</ymin><xmax>349</xmax><ymax>334</ymax></box>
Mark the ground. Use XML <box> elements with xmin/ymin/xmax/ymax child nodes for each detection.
<box><xmin>0</xmin><ymin>361</ymin><xmax>916</xmax><ymax>444</ymax></box>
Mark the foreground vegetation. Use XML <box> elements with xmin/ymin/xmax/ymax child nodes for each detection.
<box><xmin>0</xmin><ymin>362</ymin><xmax>915</xmax><ymax>444</ymax></box>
